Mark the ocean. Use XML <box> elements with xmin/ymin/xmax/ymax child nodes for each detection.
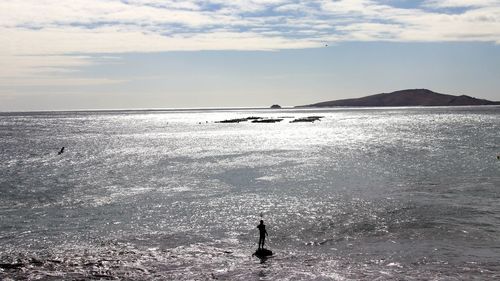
<box><xmin>1</xmin><ymin>106</ymin><xmax>499</xmax><ymax>280</ymax></box>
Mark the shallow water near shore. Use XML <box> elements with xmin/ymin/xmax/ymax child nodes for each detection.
<box><xmin>1</xmin><ymin>106</ymin><xmax>499</xmax><ymax>280</ymax></box>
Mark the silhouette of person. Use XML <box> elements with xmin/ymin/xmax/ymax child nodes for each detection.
<box><xmin>58</xmin><ymin>147</ymin><xmax>65</xmax><ymax>155</ymax></box>
<box><xmin>257</xmin><ymin>220</ymin><xmax>268</xmax><ymax>249</ymax></box>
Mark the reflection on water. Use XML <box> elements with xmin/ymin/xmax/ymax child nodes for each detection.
<box><xmin>0</xmin><ymin>107</ymin><xmax>499</xmax><ymax>280</ymax></box>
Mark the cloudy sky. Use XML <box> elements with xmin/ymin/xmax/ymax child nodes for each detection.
<box><xmin>1</xmin><ymin>0</ymin><xmax>499</xmax><ymax>111</ymax></box>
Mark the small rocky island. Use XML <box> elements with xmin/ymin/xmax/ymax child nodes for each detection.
<box><xmin>215</xmin><ymin>116</ymin><xmax>324</xmax><ymax>124</ymax></box>
<box><xmin>270</xmin><ymin>104</ymin><xmax>282</xmax><ymax>109</ymax></box>
<box><xmin>297</xmin><ymin>89</ymin><xmax>500</xmax><ymax>107</ymax></box>
<box><xmin>290</xmin><ymin>116</ymin><xmax>323</xmax><ymax>123</ymax></box>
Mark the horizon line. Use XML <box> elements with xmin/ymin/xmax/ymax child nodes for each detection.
<box><xmin>0</xmin><ymin>105</ymin><xmax>294</xmax><ymax>114</ymax></box>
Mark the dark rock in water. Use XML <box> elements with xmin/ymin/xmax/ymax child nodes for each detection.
<box><xmin>216</xmin><ymin>116</ymin><xmax>265</xmax><ymax>123</ymax></box>
<box><xmin>251</xmin><ymin>118</ymin><xmax>283</xmax><ymax>123</ymax></box>
<box><xmin>30</xmin><ymin>257</ymin><xmax>44</xmax><ymax>266</ymax></box>
<box><xmin>0</xmin><ymin>263</ymin><xmax>25</xmax><ymax>270</ymax></box>
<box><xmin>270</xmin><ymin>104</ymin><xmax>281</xmax><ymax>109</ymax></box>
<box><xmin>216</xmin><ymin>118</ymin><xmax>248</xmax><ymax>123</ymax></box>
<box><xmin>253</xmin><ymin>248</ymin><xmax>273</xmax><ymax>257</ymax></box>
<box><xmin>290</xmin><ymin>116</ymin><xmax>324</xmax><ymax>123</ymax></box>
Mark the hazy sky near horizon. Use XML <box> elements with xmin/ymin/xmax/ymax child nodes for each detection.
<box><xmin>1</xmin><ymin>0</ymin><xmax>500</xmax><ymax>111</ymax></box>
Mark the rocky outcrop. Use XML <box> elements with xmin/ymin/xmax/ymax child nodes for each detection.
<box><xmin>290</xmin><ymin>116</ymin><xmax>323</xmax><ymax>123</ymax></box>
<box><xmin>253</xmin><ymin>248</ymin><xmax>273</xmax><ymax>258</ymax></box>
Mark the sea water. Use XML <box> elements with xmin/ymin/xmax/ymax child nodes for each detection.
<box><xmin>0</xmin><ymin>107</ymin><xmax>499</xmax><ymax>280</ymax></box>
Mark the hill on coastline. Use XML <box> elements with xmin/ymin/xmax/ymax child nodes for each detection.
<box><xmin>298</xmin><ymin>89</ymin><xmax>500</xmax><ymax>107</ymax></box>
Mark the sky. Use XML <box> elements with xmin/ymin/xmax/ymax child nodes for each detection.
<box><xmin>1</xmin><ymin>0</ymin><xmax>500</xmax><ymax>111</ymax></box>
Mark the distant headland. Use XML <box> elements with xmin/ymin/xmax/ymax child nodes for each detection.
<box><xmin>297</xmin><ymin>89</ymin><xmax>500</xmax><ymax>108</ymax></box>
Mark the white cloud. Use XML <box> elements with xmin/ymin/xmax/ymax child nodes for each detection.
<box><xmin>2</xmin><ymin>0</ymin><xmax>500</xmax><ymax>56</ymax></box>
<box><xmin>0</xmin><ymin>54</ymin><xmax>123</xmax><ymax>87</ymax></box>
<box><xmin>1</xmin><ymin>0</ymin><xmax>500</xmax><ymax>85</ymax></box>
<box><xmin>0</xmin><ymin>55</ymin><xmax>92</xmax><ymax>76</ymax></box>
<box><xmin>424</xmin><ymin>0</ymin><xmax>500</xmax><ymax>8</ymax></box>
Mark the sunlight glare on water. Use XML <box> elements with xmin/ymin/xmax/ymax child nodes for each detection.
<box><xmin>0</xmin><ymin>107</ymin><xmax>499</xmax><ymax>280</ymax></box>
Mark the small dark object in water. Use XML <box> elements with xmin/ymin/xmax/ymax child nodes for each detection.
<box><xmin>0</xmin><ymin>263</ymin><xmax>24</xmax><ymax>270</ymax></box>
<box><xmin>58</xmin><ymin>146</ymin><xmax>65</xmax><ymax>155</ymax></box>
<box><xmin>252</xmin><ymin>119</ymin><xmax>283</xmax><ymax>123</ymax></box>
<box><xmin>30</xmin><ymin>257</ymin><xmax>44</xmax><ymax>266</ymax></box>
<box><xmin>253</xmin><ymin>248</ymin><xmax>273</xmax><ymax>258</ymax></box>
<box><xmin>270</xmin><ymin>104</ymin><xmax>281</xmax><ymax>109</ymax></box>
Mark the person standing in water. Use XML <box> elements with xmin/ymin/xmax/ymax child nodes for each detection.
<box><xmin>257</xmin><ymin>220</ymin><xmax>268</xmax><ymax>249</ymax></box>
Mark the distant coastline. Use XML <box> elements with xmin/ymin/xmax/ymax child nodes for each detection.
<box><xmin>2</xmin><ymin>89</ymin><xmax>500</xmax><ymax>113</ymax></box>
<box><xmin>297</xmin><ymin>89</ymin><xmax>500</xmax><ymax>108</ymax></box>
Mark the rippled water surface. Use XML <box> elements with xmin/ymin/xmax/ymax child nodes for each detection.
<box><xmin>1</xmin><ymin>107</ymin><xmax>499</xmax><ymax>280</ymax></box>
